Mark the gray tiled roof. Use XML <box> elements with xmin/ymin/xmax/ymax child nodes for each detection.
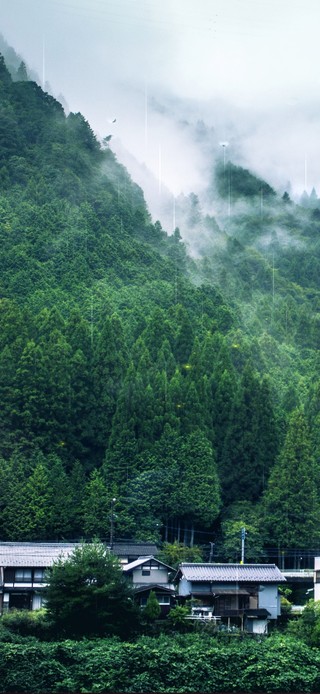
<box><xmin>178</xmin><ymin>563</ymin><xmax>286</xmax><ymax>583</ymax></box>
<box><xmin>0</xmin><ymin>541</ymin><xmax>160</xmax><ymax>568</ymax></box>
<box><xmin>0</xmin><ymin>542</ymin><xmax>80</xmax><ymax>567</ymax></box>
<box><xmin>111</xmin><ymin>542</ymin><xmax>159</xmax><ymax>557</ymax></box>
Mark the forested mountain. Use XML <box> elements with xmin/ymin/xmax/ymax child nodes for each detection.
<box><xmin>0</xmin><ymin>51</ymin><xmax>319</xmax><ymax>562</ymax></box>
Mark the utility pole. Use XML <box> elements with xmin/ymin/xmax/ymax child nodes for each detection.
<box><xmin>209</xmin><ymin>542</ymin><xmax>215</xmax><ymax>563</ymax></box>
<box><xmin>241</xmin><ymin>527</ymin><xmax>246</xmax><ymax>564</ymax></box>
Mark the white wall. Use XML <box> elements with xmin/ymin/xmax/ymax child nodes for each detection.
<box><xmin>132</xmin><ymin>567</ymin><xmax>169</xmax><ymax>584</ymax></box>
<box><xmin>258</xmin><ymin>585</ymin><xmax>279</xmax><ymax>618</ymax></box>
<box><xmin>178</xmin><ymin>577</ymin><xmax>191</xmax><ymax>596</ymax></box>
<box><xmin>32</xmin><ymin>594</ymin><xmax>43</xmax><ymax>610</ymax></box>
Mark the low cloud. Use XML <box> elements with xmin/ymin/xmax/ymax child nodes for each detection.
<box><xmin>2</xmin><ymin>0</ymin><xmax>320</xmax><ymax>230</ymax></box>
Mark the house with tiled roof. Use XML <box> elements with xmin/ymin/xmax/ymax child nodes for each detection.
<box><xmin>175</xmin><ymin>563</ymin><xmax>286</xmax><ymax>633</ymax></box>
<box><xmin>123</xmin><ymin>556</ymin><xmax>175</xmax><ymax>616</ymax></box>
<box><xmin>0</xmin><ymin>541</ymin><xmax>160</xmax><ymax>613</ymax></box>
<box><xmin>0</xmin><ymin>543</ymin><xmax>79</xmax><ymax>611</ymax></box>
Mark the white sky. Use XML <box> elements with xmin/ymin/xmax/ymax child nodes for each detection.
<box><xmin>2</xmin><ymin>0</ymin><xmax>320</xmax><ymax>201</ymax></box>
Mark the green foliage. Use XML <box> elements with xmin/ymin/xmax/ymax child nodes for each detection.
<box><xmin>0</xmin><ymin>48</ymin><xmax>319</xmax><ymax>554</ymax></box>
<box><xmin>43</xmin><ymin>542</ymin><xmax>140</xmax><ymax>638</ymax></box>
<box><xmin>262</xmin><ymin>409</ymin><xmax>320</xmax><ymax>549</ymax></box>
<box><xmin>143</xmin><ymin>591</ymin><xmax>161</xmax><ymax>621</ymax></box>
<box><xmin>221</xmin><ymin>518</ymin><xmax>265</xmax><ymax>563</ymax></box>
<box><xmin>215</xmin><ymin>161</ymin><xmax>276</xmax><ymax>201</ymax></box>
<box><xmin>287</xmin><ymin>600</ymin><xmax>320</xmax><ymax>647</ymax></box>
<box><xmin>82</xmin><ymin>469</ymin><xmax>111</xmax><ymax>539</ymax></box>
<box><xmin>166</xmin><ymin>605</ymin><xmax>192</xmax><ymax>632</ymax></box>
<box><xmin>1</xmin><ymin>608</ymin><xmax>51</xmax><ymax>640</ymax></box>
<box><xmin>280</xmin><ymin>595</ymin><xmax>293</xmax><ymax>616</ymax></box>
<box><xmin>0</xmin><ymin>633</ymin><xmax>319</xmax><ymax>692</ymax></box>
<box><xmin>158</xmin><ymin>541</ymin><xmax>203</xmax><ymax>568</ymax></box>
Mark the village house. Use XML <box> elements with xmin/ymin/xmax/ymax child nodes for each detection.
<box><xmin>123</xmin><ymin>555</ymin><xmax>175</xmax><ymax>616</ymax></box>
<box><xmin>0</xmin><ymin>542</ymin><xmax>286</xmax><ymax>632</ymax></box>
<box><xmin>0</xmin><ymin>542</ymin><xmax>79</xmax><ymax>611</ymax></box>
<box><xmin>174</xmin><ymin>562</ymin><xmax>286</xmax><ymax>633</ymax></box>
<box><xmin>0</xmin><ymin>541</ymin><xmax>159</xmax><ymax>613</ymax></box>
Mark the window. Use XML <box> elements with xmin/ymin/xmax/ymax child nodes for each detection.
<box><xmin>157</xmin><ymin>595</ymin><xmax>170</xmax><ymax>605</ymax></box>
<box><xmin>9</xmin><ymin>593</ymin><xmax>32</xmax><ymax>609</ymax></box>
<box><xmin>142</xmin><ymin>568</ymin><xmax>150</xmax><ymax>576</ymax></box>
<box><xmin>315</xmin><ymin>571</ymin><xmax>320</xmax><ymax>583</ymax></box>
<box><xmin>15</xmin><ymin>569</ymin><xmax>32</xmax><ymax>582</ymax></box>
<box><xmin>34</xmin><ymin>569</ymin><xmax>45</xmax><ymax>582</ymax></box>
<box><xmin>140</xmin><ymin>595</ymin><xmax>169</xmax><ymax>606</ymax></box>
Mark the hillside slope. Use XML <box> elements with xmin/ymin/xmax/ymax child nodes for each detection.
<box><xmin>0</xmin><ymin>51</ymin><xmax>319</xmax><ymax>562</ymax></box>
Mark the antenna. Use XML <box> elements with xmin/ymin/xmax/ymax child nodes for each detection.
<box><xmin>219</xmin><ymin>141</ymin><xmax>229</xmax><ymax>173</ymax></box>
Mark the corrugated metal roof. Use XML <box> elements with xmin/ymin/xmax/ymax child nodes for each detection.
<box><xmin>0</xmin><ymin>543</ymin><xmax>80</xmax><ymax>567</ymax></box>
<box><xmin>178</xmin><ymin>563</ymin><xmax>286</xmax><ymax>583</ymax></box>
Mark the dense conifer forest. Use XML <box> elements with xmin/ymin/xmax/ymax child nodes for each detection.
<box><xmin>0</xmin><ymin>48</ymin><xmax>319</xmax><ymax>564</ymax></box>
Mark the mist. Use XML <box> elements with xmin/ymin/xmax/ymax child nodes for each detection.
<box><xmin>2</xmin><ymin>0</ymin><xmax>320</xmax><ymax>233</ymax></box>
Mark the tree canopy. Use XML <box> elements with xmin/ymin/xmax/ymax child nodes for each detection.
<box><xmin>43</xmin><ymin>542</ymin><xmax>139</xmax><ymax>638</ymax></box>
<box><xmin>0</xmin><ymin>48</ymin><xmax>319</xmax><ymax>560</ymax></box>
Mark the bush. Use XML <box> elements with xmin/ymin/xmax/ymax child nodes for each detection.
<box><xmin>166</xmin><ymin>605</ymin><xmax>193</xmax><ymax>633</ymax></box>
<box><xmin>0</xmin><ymin>632</ymin><xmax>319</xmax><ymax>692</ymax></box>
<box><xmin>1</xmin><ymin>609</ymin><xmax>52</xmax><ymax>640</ymax></box>
<box><xmin>287</xmin><ymin>599</ymin><xmax>320</xmax><ymax>646</ymax></box>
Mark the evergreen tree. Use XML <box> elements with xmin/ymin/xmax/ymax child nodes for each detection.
<box><xmin>92</xmin><ymin>314</ymin><xmax>127</xmax><ymax>451</ymax></box>
<box><xmin>69</xmin><ymin>459</ymin><xmax>87</xmax><ymax>537</ymax></box>
<box><xmin>219</xmin><ymin>365</ymin><xmax>278</xmax><ymax>503</ymax></box>
<box><xmin>179</xmin><ymin>429</ymin><xmax>221</xmax><ymax>544</ymax></box>
<box><xmin>262</xmin><ymin>409</ymin><xmax>320</xmax><ymax>548</ymax></box>
<box><xmin>82</xmin><ymin>469</ymin><xmax>111</xmax><ymax>539</ymax></box>
<box><xmin>16</xmin><ymin>61</ymin><xmax>28</xmax><ymax>81</ymax></box>
<box><xmin>43</xmin><ymin>542</ymin><xmax>139</xmax><ymax>638</ymax></box>
<box><xmin>46</xmin><ymin>454</ymin><xmax>73</xmax><ymax>538</ymax></box>
<box><xmin>143</xmin><ymin>590</ymin><xmax>161</xmax><ymax>621</ymax></box>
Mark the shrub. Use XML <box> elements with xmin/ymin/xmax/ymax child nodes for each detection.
<box><xmin>1</xmin><ymin>609</ymin><xmax>52</xmax><ymax>640</ymax></box>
